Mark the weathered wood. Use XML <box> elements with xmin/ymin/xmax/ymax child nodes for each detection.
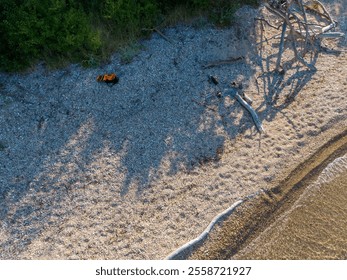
<box><xmin>275</xmin><ymin>22</ymin><xmax>287</xmax><ymax>71</ymax></box>
<box><xmin>304</xmin><ymin>0</ymin><xmax>334</xmax><ymax>22</ymax></box>
<box><xmin>255</xmin><ymin>17</ymin><xmax>282</xmax><ymax>30</ymax></box>
<box><xmin>200</xmin><ymin>76</ymin><xmax>263</xmax><ymax>133</ymax></box>
<box><xmin>322</xmin><ymin>22</ymin><xmax>336</xmax><ymax>33</ymax></box>
<box><xmin>235</xmin><ymin>92</ymin><xmax>265</xmax><ymax>134</ymax></box>
<box><xmin>142</xmin><ymin>27</ymin><xmax>174</xmax><ymax>45</ymax></box>
<box><xmin>203</xmin><ymin>57</ymin><xmax>245</xmax><ymax>69</ymax></box>
<box><xmin>318</xmin><ymin>32</ymin><xmax>345</xmax><ymax>38</ymax></box>
<box><xmin>225</xmin><ymin>89</ymin><xmax>265</xmax><ymax>133</ymax></box>
<box><xmin>299</xmin><ymin>0</ymin><xmax>310</xmax><ymax>54</ymax></box>
<box><xmin>264</xmin><ymin>3</ymin><xmax>286</xmax><ymax>20</ymax></box>
<box><xmin>263</xmin><ymin>0</ymin><xmax>344</xmax><ymax>68</ymax></box>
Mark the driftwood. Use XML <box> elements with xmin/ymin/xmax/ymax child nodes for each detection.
<box><xmin>142</xmin><ymin>27</ymin><xmax>174</xmax><ymax>45</ymax></box>
<box><xmin>262</xmin><ymin>0</ymin><xmax>345</xmax><ymax>69</ymax></box>
<box><xmin>205</xmin><ymin>76</ymin><xmax>264</xmax><ymax>133</ymax></box>
<box><xmin>226</xmin><ymin>88</ymin><xmax>265</xmax><ymax>133</ymax></box>
<box><xmin>203</xmin><ymin>56</ymin><xmax>245</xmax><ymax>69</ymax></box>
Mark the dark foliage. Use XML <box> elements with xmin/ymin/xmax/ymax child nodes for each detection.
<box><xmin>0</xmin><ymin>0</ymin><xmax>259</xmax><ymax>71</ymax></box>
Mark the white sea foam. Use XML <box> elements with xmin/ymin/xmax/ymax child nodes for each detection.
<box><xmin>315</xmin><ymin>153</ymin><xmax>347</xmax><ymax>185</ymax></box>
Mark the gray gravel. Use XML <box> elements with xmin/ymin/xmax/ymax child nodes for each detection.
<box><xmin>0</xmin><ymin>6</ymin><xmax>259</xmax><ymax>258</ymax></box>
<box><xmin>0</xmin><ymin>1</ymin><xmax>345</xmax><ymax>259</ymax></box>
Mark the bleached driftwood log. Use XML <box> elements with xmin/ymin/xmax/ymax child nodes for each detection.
<box><xmin>206</xmin><ymin>76</ymin><xmax>264</xmax><ymax>133</ymax></box>
<box><xmin>262</xmin><ymin>0</ymin><xmax>345</xmax><ymax>69</ymax></box>
<box><xmin>225</xmin><ymin>88</ymin><xmax>265</xmax><ymax>134</ymax></box>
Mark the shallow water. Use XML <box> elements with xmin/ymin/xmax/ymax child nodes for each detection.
<box><xmin>234</xmin><ymin>153</ymin><xmax>347</xmax><ymax>259</ymax></box>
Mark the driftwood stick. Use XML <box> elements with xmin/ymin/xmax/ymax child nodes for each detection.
<box><xmin>235</xmin><ymin>93</ymin><xmax>265</xmax><ymax>133</ymax></box>
<box><xmin>255</xmin><ymin>17</ymin><xmax>282</xmax><ymax>30</ymax></box>
<box><xmin>203</xmin><ymin>57</ymin><xmax>245</xmax><ymax>69</ymax></box>
<box><xmin>298</xmin><ymin>0</ymin><xmax>310</xmax><ymax>54</ymax></box>
<box><xmin>264</xmin><ymin>3</ymin><xmax>286</xmax><ymax>20</ymax></box>
<box><xmin>153</xmin><ymin>28</ymin><xmax>174</xmax><ymax>45</ymax></box>
<box><xmin>206</xmin><ymin>76</ymin><xmax>262</xmax><ymax>132</ymax></box>
<box><xmin>257</xmin><ymin>32</ymin><xmax>285</xmax><ymax>45</ymax></box>
<box><xmin>306</xmin><ymin>0</ymin><xmax>334</xmax><ymax>23</ymax></box>
<box><xmin>285</xmin><ymin>10</ymin><xmax>315</xmax><ymax>69</ymax></box>
<box><xmin>322</xmin><ymin>22</ymin><xmax>336</xmax><ymax>33</ymax></box>
<box><xmin>142</xmin><ymin>27</ymin><xmax>174</xmax><ymax>44</ymax></box>
<box><xmin>318</xmin><ymin>32</ymin><xmax>345</xmax><ymax>38</ymax></box>
<box><xmin>285</xmin><ymin>12</ymin><xmax>300</xmax><ymax>61</ymax></box>
<box><xmin>276</xmin><ymin>21</ymin><xmax>287</xmax><ymax>71</ymax></box>
<box><xmin>262</xmin><ymin>0</ymin><xmax>344</xmax><ymax>69</ymax></box>
<box><xmin>225</xmin><ymin>89</ymin><xmax>264</xmax><ymax>133</ymax></box>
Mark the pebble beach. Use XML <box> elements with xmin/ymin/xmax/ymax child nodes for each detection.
<box><xmin>0</xmin><ymin>1</ymin><xmax>346</xmax><ymax>259</ymax></box>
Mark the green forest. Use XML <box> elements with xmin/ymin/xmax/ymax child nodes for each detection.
<box><xmin>0</xmin><ymin>0</ymin><xmax>258</xmax><ymax>71</ymax></box>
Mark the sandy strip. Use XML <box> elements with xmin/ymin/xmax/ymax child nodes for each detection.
<box><xmin>0</xmin><ymin>1</ymin><xmax>346</xmax><ymax>259</ymax></box>
<box><xmin>234</xmin><ymin>154</ymin><xmax>347</xmax><ymax>259</ymax></box>
<box><xmin>187</xmin><ymin>129</ymin><xmax>347</xmax><ymax>259</ymax></box>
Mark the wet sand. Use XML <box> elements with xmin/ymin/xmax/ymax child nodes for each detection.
<box><xmin>1</xmin><ymin>0</ymin><xmax>346</xmax><ymax>260</ymax></box>
<box><xmin>187</xmin><ymin>131</ymin><xmax>347</xmax><ymax>260</ymax></box>
<box><xmin>233</xmin><ymin>155</ymin><xmax>347</xmax><ymax>259</ymax></box>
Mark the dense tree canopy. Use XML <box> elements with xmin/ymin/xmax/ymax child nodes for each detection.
<box><xmin>0</xmin><ymin>0</ymin><xmax>258</xmax><ymax>71</ymax></box>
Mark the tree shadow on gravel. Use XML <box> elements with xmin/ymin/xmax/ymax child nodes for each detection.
<box><xmin>251</xmin><ymin>0</ymin><xmax>346</xmax><ymax>132</ymax></box>
<box><xmin>255</xmin><ymin>51</ymin><xmax>318</xmax><ymax>125</ymax></box>
<box><xmin>0</xmin><ymin>26</ymin><xmax>257</xmax><ymax>258</ymax></box>
<box><xmin>0</xmin><ymin>3</ymin><xmax>345</xmax><ymax>259</ymax></box>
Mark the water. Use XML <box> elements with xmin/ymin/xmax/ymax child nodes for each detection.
<box><xmin>234</xmin><ymin>153</ymin><xmax>347</xmax><ymax>259</ymax></box>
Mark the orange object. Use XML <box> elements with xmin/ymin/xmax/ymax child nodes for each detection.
<box><xmin>96</xmin><ymin>73</ymin><xmax>119</xmax><ymax>85</ymax></box>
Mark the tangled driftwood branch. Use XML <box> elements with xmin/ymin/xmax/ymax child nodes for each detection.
<box><xmin>262</xmin><ymin>0</ymin><xmax>345</xmax><ymax>70</ymax></box>
<box><xmin>205</xmin><ymin>76</ymin><xmax>265</xmax><ymax>134</ymax></box>
<box><xmin>228</xmin><ymin>89</ymin><xmax>265</xmax><ymax>133</ymax></box>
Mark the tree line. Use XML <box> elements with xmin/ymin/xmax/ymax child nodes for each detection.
<box><xmin>0</xmin><ymin>0</ymin><xmax>258</xmax><ymax>71</ymax></box>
